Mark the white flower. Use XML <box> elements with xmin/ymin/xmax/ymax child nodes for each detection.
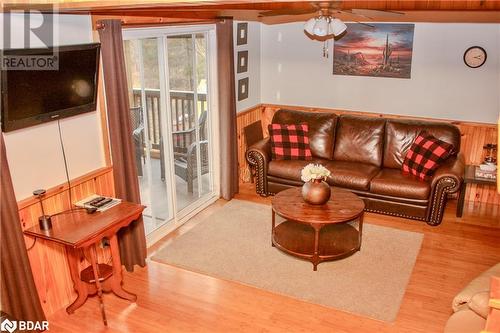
<box><xmin>300</xmin><ymin>163</ymin><xmax>331</xmax><ymax>182</ymax></box>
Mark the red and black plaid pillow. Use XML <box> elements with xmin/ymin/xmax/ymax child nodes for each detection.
<box><xmin>268</xmin><ymin>123</ymin><xmax>312</xmax><ymax>160</ymax></box>
<box><xmin>402</xmin><ymin>131</ymin><xmax>454</xmax><ymax>181</ymax></box>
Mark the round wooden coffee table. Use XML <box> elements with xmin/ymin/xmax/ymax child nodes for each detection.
<box><xmin>271</xmin><ymin>187</ymin><xmax>365</xmax><ymax>271</ymax></box>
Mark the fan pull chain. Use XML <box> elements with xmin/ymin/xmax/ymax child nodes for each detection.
<box><xmin>323</xmin><ymin>40</ymin><xmax>329</xmax><ymax>58</ymax></box>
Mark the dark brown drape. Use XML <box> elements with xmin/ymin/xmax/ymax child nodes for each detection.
<box><xmin>98</xmin><ymin>19</ymin><xmax>147</xmax><ymax>271</ymax></box>
<box><xmin>217</xmin><ymin>19</ymin><xmax>239</xmax><ymax>200</ymax></box>
<box><xmin>0</xmin><ymin>133</ymin><xmax>46</xmax><ymax>322</ymax></box>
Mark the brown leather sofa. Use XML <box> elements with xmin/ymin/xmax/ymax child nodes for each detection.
<box><xmin>246</xmin><ymin>109</ymin><xmax>465</xmax><ymax>226</ymax></box>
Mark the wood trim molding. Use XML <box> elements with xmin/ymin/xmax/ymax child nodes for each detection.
<box><xmin>91</xmin><ymin>14</ymin><xmax>217</xmax><ymax>30</ymax></box>
<box><xmin>17</xmin><ymin>166</ymin><xmax>113</xmax><ymax>210</ymax></box>
<box><xmin>237</xmin><ymin>104</ymin><xmax>264</xmax><ymax>117</ymax></box>
<box><xmin>263</xmin><ymin>103</ymin><xmax>498</xmax><ymax>128</ymax></box>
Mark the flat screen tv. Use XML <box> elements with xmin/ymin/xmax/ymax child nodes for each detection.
<box><xmin>1</xmin><ymin>43</ymin><xmax>100</xmax><ymax>132</ymax></box>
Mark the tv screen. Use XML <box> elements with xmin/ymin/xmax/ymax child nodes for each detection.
<box><xmin>1</xmin><ymin>43</ymin><xmax>100</xmax><ymax>132</ymax></box>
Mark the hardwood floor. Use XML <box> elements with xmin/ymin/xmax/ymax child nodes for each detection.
<box><xmin>48</xmin><ymin>183</ymin><xmax>500</xmax><ymax>333</ymax></box>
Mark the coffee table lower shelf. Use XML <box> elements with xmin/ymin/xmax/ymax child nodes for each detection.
<box><xmin>272</xmin><ymin>220</ymin><xmax>361</xmax><ymax>271</ymax></box>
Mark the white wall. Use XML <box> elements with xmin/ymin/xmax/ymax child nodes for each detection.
<box><xmin>260</xmin><ymin>22</ymin><xmax>500</xmax><ymax>124</ymax></box>
<box><xmin>1</xmin><ymin>14</ymin><xmax>106</xmax><ymax>200</ymax></box>
<box><xmin>234</xmin><ymin>21</ymin><xmax>261</xmax><ymax>112</ymax></box>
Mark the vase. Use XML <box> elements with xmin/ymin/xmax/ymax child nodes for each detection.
<box><xmin>301</xmin><ymin>178</ymin><xmax>331</xmax><ymax>205</ymax></box>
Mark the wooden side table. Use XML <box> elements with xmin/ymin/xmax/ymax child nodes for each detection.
<box><xmin>456</xmin><ymin>165</ymin><xmax>497</xmax><ymax>217</ymax></box>
<box><xmin>24</xmin><ymin>201</ymin><xmax>145</xmax><ymax>325</ymax></box>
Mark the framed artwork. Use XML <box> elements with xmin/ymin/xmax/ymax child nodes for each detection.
<box><xmin>238</xmin><ymin>77</ymin><xmax>249</xmax><ymax>101</ymax></box>
<box><xmin>333</xmin><ymin>23</ymin><xmax>415</xmax><ymax>79</ymax></box>
<box><xmin>237</xmin><ymin>22</ymin><xmax>248</xmax><ymax>46</ymax></box>
<box><xmin>237</xmin><ymin>50</ymin><xmax>248</xmax><ymax>73</ymax></box>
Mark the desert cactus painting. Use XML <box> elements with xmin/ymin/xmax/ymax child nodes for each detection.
<box><xmin>333</xmin><ymin>23</ymin><xmax>415</xmax><ymax>79</ymax></box>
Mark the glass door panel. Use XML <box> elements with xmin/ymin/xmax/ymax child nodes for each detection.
<box><xmin>194</xmin><ymin>33</ymin><xmax>212</xmax><ymax>198</ymax></box>
<box><xmin>167</xmin><ymin>33</ymin><xmax>212</xmax><ymax>213</ymax></box>
<box><xmin>124</xmin><ymin>38</ymin><xmax>172</xmax><ymax>235</ymax></box>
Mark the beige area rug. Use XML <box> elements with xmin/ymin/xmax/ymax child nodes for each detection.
<box><xmin>152</xmin><ymin>200</ymin><xmax>423</xmax><ymax>322</ymax></box>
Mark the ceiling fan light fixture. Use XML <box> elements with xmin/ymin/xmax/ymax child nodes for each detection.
<box><xmin>312</xmin><ymin>17</ymin><xmax>329</xmax><ymax>37</ymax></box>
<box><xmin>304</xmin><ymin>17</ymin><xmax>317</xmax><ymax>34</ymax></box>
<box><xmin>330</xmin><ymin>18</ymin><xmax>347</xmax><ymax>36</ymax></box>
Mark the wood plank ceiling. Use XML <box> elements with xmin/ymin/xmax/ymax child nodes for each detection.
<box><xmin>4</xmin><ymin>1</ymin><xmax>500</xmax><ymax>25</ymax></box>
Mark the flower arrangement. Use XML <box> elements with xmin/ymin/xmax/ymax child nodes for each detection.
<box><xmin>300</xmin><ymin>163</ymin><xmax>331</xmax><ymax>182</ymax></box>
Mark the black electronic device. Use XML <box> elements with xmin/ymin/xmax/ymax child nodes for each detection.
<box><xmin>1</xmin><ymin>43</ymin><xmax>101</xmax><ymax>132</ymax></box>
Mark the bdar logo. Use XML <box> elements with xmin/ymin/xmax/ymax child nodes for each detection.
<box><xmin>0</xmin><ymin>319</ymin><xmax>17</xmax><ymax>333</ymax></box>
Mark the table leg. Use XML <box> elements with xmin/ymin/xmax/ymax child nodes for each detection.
<box><xmin>456</xmin><ymin>183</ymin><xmax>466</xmax><ymax>218</ymax></box>
<box><xmin>358</xmin><ymin>214</ymin><xmax>364</xmax><ymax>251</ymax></box>
<box><xmin>87</xmin><ymin>245</ymin><xmax>108</xmax><ymax>326</ymax></box>
<box><xmin>66</xmin><ymin>248</ymin><xmax>88</xmax><ymax>314</ymax></box>
<box><xmin>271</xmin><ymin>210</ymin><xmax>275</xmax><ymax>247</ymax></box>
<box><xmin>109</xmin><ymin>234</ymin><xmax>137</xmax><ymax>302</ymax></box>
<box><xmin>312</xmin><ymin>224</ymin><xmax>321</xmax><ymax>271</ymax></box>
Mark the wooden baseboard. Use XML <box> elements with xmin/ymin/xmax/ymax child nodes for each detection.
<box><xmin>236</xmin><ymin>104</ymin><xmax>499</xmax><ymax>205</ymax></box>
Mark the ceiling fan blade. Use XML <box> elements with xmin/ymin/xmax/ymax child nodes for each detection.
<box><xmin>355</xmin><ymin>21</ymin><xmax>375</xmax><ymax>28</ymax></box>
<box><xmin>258</xmin><ymin>8</ymin><xmax>316</xmax><ymax>17</ymax></box>
<box><xmin>350</xmin><ymin>8</ymin><xmax>405</xmax><ymax>17</ymax></box>
<box><xmin>339</xmin><ymin>9</ymin><xmax>374</xmax><ymax>21</ymax></box>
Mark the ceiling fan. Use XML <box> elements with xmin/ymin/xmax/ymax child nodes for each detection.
<box><xmin>259</xmin><ymin>1</ymin><xmax>404</xmax><ymax>22</ymax></box>
<box><xmin>259</xmin><ymin>1</ymin><xmax>404</xmax><ymax>58</ymax></box>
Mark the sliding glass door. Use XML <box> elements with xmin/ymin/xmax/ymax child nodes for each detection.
<box><xmin>123</xmin><ymin>26</ymin><xmax>218</xmax><ymax>243</ymax></box>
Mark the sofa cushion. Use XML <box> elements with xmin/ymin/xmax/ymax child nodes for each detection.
<box><xmin>402</xmin><ymin>131</ymin><xmax>455</xmax><ymax>181</ymax></box>
<box><xmin>324</xmin><ymin>161</ymin><xmax>380</xmax><ymax>191</ymax></box>
<box><xmin>370</xmin><ymin>169</ymin><xmax>431</xmax><ymax>200</ymax></box>
<box><xmin>384</xmin><ymin>119</ymin><xmax>461</xmax><ymax>169</ymax></box>
<box><xmin>268</xmin><ymin>123</ymin><xmax>313</xmax><ymax>160</ymax></box>
<box><xmin>268</xmin><ymin>159</ymin><xmax>320</xmax><ymax>181</ymax></box>
<box><xmin>333</xmin><ymin>115</ymin><xmax>385</xmax><ymax>167</ymax></box>
<box><xmin>268</xmin><ymin>160</ymin><xmax>379</xmax><ymax>191</ymax></box>
<box><xmin>272</xmin><ymin>109</ymin><xmax>337</xmax><ymax>160</ymax></box>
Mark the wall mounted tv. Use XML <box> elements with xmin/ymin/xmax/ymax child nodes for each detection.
<box><xmin>1</xmin><ymin>43</ymin><xmax>100</xmax><ymax>132</ymax></box>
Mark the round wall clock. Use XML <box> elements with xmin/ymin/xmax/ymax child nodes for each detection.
<box><xmin>463</xmin><ymin>46</ymin><xmax>487</xmax><ymax>68</ymax></box>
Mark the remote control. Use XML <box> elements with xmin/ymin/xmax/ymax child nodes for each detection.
<box><xmin>87</xmin><ymin>197</ymin><xmax>106</xmax><ymax>207</ymax></box>
<box><xmin>94</xmin><ymin>198</ymin><xmax>113</xmax><ymax>208</ymax></box>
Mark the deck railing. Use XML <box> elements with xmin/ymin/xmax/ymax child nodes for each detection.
<box><xmin>132</xmin><ymin>88</ymin><xmax>207</xmax><ymax>150</ymax></box>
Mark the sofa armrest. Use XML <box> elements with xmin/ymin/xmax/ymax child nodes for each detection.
<box><xmin>246</xmin><ymin>137</ymin><xmax>271</xmax><ymax>196</ymax></box>
<box><xmin>452</xmin><ymin>263</ymin><xmax>500</xmax><ymax>312</ymax></box>
<box><xmin>468</xmin><ymin>291</ymin><xmax>490</xmax><ymax>319</ymax></box>
<box><xmin>431</xmin><ymin>152</ymin><xmax>465</xmax><ymax>193</ymax></box>
<box><xmin>427</xmin><ymin>153</ymin><xmax>465</xmax><ymax>225</ymax></box>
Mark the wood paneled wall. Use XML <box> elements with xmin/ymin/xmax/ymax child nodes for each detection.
<box><xmin>18</xmin><ymin>167</ymin><xmax>115</xmax><ymax>316</ymax></box>
<box><xmin>236</xmin><ymin>104</ymin><xmax>499</xmax><ymax>205</ymax></box>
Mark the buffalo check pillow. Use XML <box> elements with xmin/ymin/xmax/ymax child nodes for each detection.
<box><xmin>402</xmin><ymin>131</ymin><xmax>455</xmax><ymax>180</ymax></box>
<box><xmin>268</xmin><ymin>123</ymin><xmax>313</xmax><ymax>160</ymax></box>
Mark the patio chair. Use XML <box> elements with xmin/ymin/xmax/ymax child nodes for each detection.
<box><xmin>131</xmin><ymin>106</ymin><xmax>145</xmax><ymax>177</ymax></box>
<box><xmin>171</xmin><ymin>111</ymin><xmax>209</xmax><ymax>193</ymax></box>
